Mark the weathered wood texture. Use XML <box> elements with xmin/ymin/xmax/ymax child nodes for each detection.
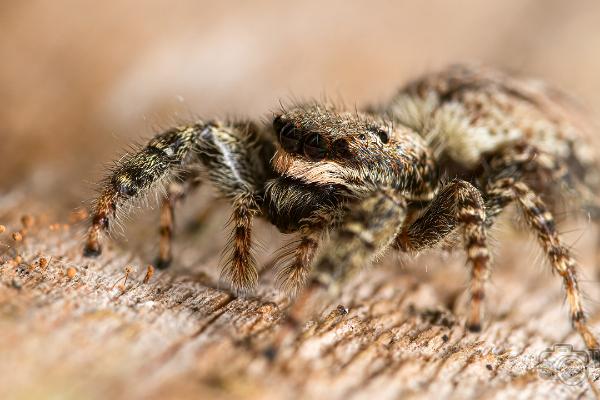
<box><xmin>1</xmin><ymin>188</ymin><xmax>600</xmax><ymax>400</ymax></box>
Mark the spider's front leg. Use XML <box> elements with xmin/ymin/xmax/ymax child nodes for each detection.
<box><xmin>269</xmin><ymin>191</ymin><xmax>406</xmax><ymax>357</ymax></box>
<box><xmin>395</xmin><ymin>179</ymin><xmax>490</xmax><ymax>331</ymax></box>
<box><xmin>84</xmin><ymin>120</ymin><xmax>275</xmax><ymax>293</ymax></box>
<box><xmin>84</xmin><ymin>125</ymin><xmax>202</xmax><ymax>257</ymax></box>
<box><xmin>275</xmin><ymin>212</ymin><xmax>334</xmax><ymax>296</ymax></box>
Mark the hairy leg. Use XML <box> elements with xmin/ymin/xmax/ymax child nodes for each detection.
<box><xmin>198</xmin><ymin>121</ymin><xmax>275</xmax><ymax>293</ymax></box>
<box><xmin>486</xmin><ymin>177</ymin><xmax>599</xmax><ymax>352</ymax></box>
<box><xmin>294</xmin><ymin>193</ymin><xmax>405</xmax><ymax>321</ymax></box>
<box><xmin>275</xmin><ymin>225</ymin><xmax>325</xmax><ymax>297</ymax></box>
<box><xmin>267</xmin><ymin>191</ymin><xmax>406</xmax><ymax>358</ymax></box>
<box><xmin>275</xmin><ymin>205</ymin><xmax>344</xmax><ymax>296</ymax></box>
<box><xmin>84</xmin><ymin>121</ymin><xmax>276</xmax><ymax>293</ymax></box>
<box><xmin>157</xmin><ymin>173</ymin><xmax>201</xmax><ymax>269</ymax></box>
<box><xmin>395</xmin><ymin>179</ymin><xmax>489</xmax><ymax>331</ymax></box>
<box><xmin>84</xmin><ymin>125</ymin><xmax>202</xmax><ymax>257</ymax></box>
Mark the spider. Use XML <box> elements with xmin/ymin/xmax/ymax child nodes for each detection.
<box><xmin>83</xmin><ymin>64</ymin><xmax>600</xmax><ymax>354</ymax></box>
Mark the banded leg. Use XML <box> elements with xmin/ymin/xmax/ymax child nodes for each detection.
<box><xmin>157</xmin><ymin>174</ymin><xmax>201</xmax><ymax>269</ymax></box>
<box><xmin>84</xmin><ymin>125</ymin><xmax>202</xmax><ymax>257</ymax></box>
<box><xmin>267</xmin><ymin>191</ymin><xmax>406</xmax><ymax>358</ymax></box>
<box><xmin>290</xmin><ymin>192</ymin><xmax>407</xmax><ymax>322</ymax></box>
<box><xmin>486</xmin><ymin>177</ymin><xmax>599</xmax><ymax>352</ymax></box>
<box><xmin>220</xmin><ymin>192</ymin><xmax>260</xmax><ymax>293</ymax></box>
<box><xmin>275</xmin><ymin>206</ymin><xmax>342</xmax><ymax>296</ymax></box>
<box><xmin>395</xmin><ymin>179</ymin><xmax>490</xmax><ymax>331</ymax></box>
<box><xmin>84</xmin><ymin>121</ymin><xmax>276</xmax><ymax>295</ymax></box>
<box><xmin>197</xmin><ymin>121</ymin><xmax>275</xmax><ymax>293</ymax></box>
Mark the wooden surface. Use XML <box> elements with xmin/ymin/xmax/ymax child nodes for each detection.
<box><xmin>1</xmin><ymin>187</ymin><xmax>600</xmax><ymax>400</ymax></box>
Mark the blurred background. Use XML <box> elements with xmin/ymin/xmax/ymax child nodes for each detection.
<box><xmin>2</xmin><ymin>0</ymin><xmax>600</xmax><ymax>202</ymax></box>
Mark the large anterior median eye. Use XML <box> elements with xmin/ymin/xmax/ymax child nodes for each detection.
<box><xmin>303</xmin><ymin>133</ymin><xmax>328</xmax><ymax>160</ymax></box>
<box><xmin>274</xmin><ymin>115</ymin><xmax>301</xmax><ymax>153</ymax></box>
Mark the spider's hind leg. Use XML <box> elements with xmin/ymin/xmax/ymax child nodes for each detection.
<box><xmin>486</xmin><ymin>177</ymin><xmax>600</xmax><ymax>353</ymax></box>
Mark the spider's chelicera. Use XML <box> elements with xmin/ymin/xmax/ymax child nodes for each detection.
<box><xmin>83</xmin><ymin>65</ymin><xmax>600</xmax><ymax>354</ymax></box>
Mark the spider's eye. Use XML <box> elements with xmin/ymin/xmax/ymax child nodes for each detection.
<box><xmin>368</xmin><ymin>127</ymin><xmax>389</xmax><ymax>144</ymax></box>
<box><xmin>332</xmin><ymin>139</ymin><xmax>352</xmax><ymax>158</ymax></box>
<box><xmin>376</xmin><ymin>129</ymin><xmax>389</xmax><ymax>144</ymax></box>
<box><xmin>274</xmin><ymin>116</ymin><xmax>301</xmax><ymax>153</ymax></box>
<box><xmin>304</xmin><ymin>133</ymin><xmax>328</xmax><ymax>160</ymax></box>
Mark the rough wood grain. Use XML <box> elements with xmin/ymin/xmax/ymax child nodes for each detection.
<box><xmin>1</xmin><ymin>186</ymin><xmax>600</xmax><ymax>400</ymax></box>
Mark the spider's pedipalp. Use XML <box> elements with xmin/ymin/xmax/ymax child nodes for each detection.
<box><xmin>274</xmin><ymin>204</ymin><xmax>342</xmax><ymax>296</ymax></box>
<box><xmin>313</xmin><ymin>190</ymin><xmax>407</xmax><ymax>289</ymax></box>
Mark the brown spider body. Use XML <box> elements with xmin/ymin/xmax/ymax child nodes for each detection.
<box><xmin>83</xmin><ymin>65</ymin><xmax>600</xmax><ymax>354</ymax></box>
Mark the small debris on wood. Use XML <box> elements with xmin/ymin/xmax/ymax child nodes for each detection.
<box><xmin>337</xmin><ymin>305</ymin><xmax>349</xmax><ymax>315</ymax></box>
<box><xmin>38</xmin><ymin>257</ymin><xmax>48</xmax><ymax>269</ymax></box>
<box><xmin>21</xmin><ymin>214</ymin><xmax>34</xmax><ymax>229</ymax></box>
<box><xmin>49</xmin><ymin>224</ymin><xmax>61</xmax><ymax>231</ymax></box>
<box><xmin>66</xmin><ymin>267</ymin><xmax>77</xmax><ymax>279</ymax></box>
<box><xmin>11</xmin><ymin>278</ymin><xmax>22</xmax><ymax>290</ymax></box>
<box><xmin>112</xmin><ymin>265</ymin><xmax>135</xmax><ymax>292</ymax></box>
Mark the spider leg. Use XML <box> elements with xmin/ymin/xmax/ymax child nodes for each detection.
<box><xmin>84</xmin><ymin>125</ymin><xmax>202</xmax><ymax>257</ymax></box>
<box><xmin>275</xmin><ymin>212</ymin><xmax>333</xmax><ymax>296</ymax></box>
<box><xmin>267</xmin><ymin>191</ymin><xmax>406</xmax><ymax>359</ymax></box>
<box><xmin>197</xmin><ymin>122</ymin><xmax>274</xmax><ymax>293</ymax></box>
<box><xmin>486</xmin><ymin>177</ymin><xmax>599</xmax><ymax>352</ymax></box>
<box><xmin>395</xmin><ymin>179</ymin><xmax>490</xmax><ymax>331</ymax></box>
<box><xmin>84</xmin><ymin>121</ymin><xmax>275</xmax><ymax>294</ymax></box>
<box><xmin>157</xmin><ymin>172</ymin><xmax>202</xmax><ymax>269</ymax></box>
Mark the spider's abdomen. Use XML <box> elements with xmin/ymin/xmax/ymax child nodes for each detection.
<box><xmin>386</xmin><ymin>65</ymin><xmax>598</xmax><ymax>177</ymax></box>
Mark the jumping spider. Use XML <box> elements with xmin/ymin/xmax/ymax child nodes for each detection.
<box><xmin>84</xmin><ymin>65</ymin><xmax>600</xmax><ymax>353</ymax></box>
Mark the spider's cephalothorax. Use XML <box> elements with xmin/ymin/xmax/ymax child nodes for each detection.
<box><xmin>84</xmin><ymin>65</ymin><xmax>600</xmax><ymax>353</ymax></box>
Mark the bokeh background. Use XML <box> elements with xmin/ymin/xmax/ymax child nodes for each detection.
<box><xmin>2</xmin><ymin>0</ymin><xmax>600</xmax><ymax>202</ymax></box>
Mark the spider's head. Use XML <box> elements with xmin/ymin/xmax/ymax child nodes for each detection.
<box><xmin>270</xmin><ymin>103</ymin><xmax>427</xmax><ymax>192</ymax></box>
